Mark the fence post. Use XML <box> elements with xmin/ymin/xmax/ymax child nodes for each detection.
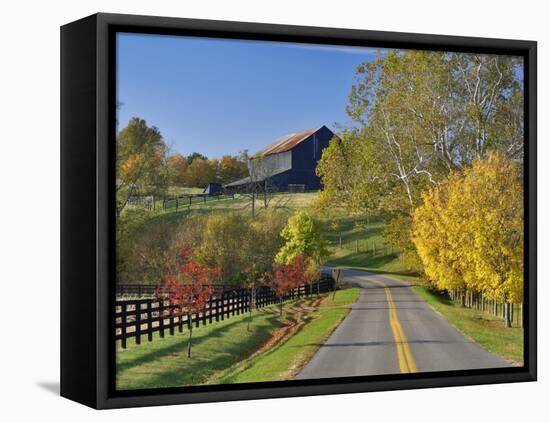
<box><xmin>178</xmin><ymin>307</ymin><xmax>183</xmax><ymax>333</ymax></box>
<box><xmin>169</xmin><ymin>304</ymin><xmax>175</xmax><ymax>336</ymax></box>
<box><xmin>135</xmin><ymin>302</ymin><xmax>141</xmax><ymax>345</ymax></box>
<box><xmin>159</xmin><ymin>300</ymin><xmax>165</xmax><ymax>338</ymax></box>
<box><xmin>121</xmin><ymin>303</ymin><xmax>127</xmax><ymax>349</ymax></box>
<box><xmin>147</xmin><ymin>302</ymin><xmax>153</xmax><ymax>341</ymax></box>
<box><xmin>226</xmin><ymin>292</ymin><xmax>231</xmax><ymax>318</ymax></box>
<box><xmin>175</xmin><ymin>196</ymin><xmax>179</xmax><ymax>212</ymax></box>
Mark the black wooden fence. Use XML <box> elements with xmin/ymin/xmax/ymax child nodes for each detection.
<box><xmin>115</xmin><ymin>275</ymin><xmax>335</xmax><ymax>349</ymax></box>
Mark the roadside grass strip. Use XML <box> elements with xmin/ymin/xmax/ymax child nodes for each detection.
<box><xmin>210</xmin><ymin>288</ymin><xmax>360</xmax><ymax>384</ymax></box>
<box><xmin>116</xmin><ymin>289</ymin><xmax>359</xmax><ymax>390</ymax></box>
<box><xmin>413</xmin><ymin>286</ymin><xmax>523</xmax><ymax>365</ymax></box>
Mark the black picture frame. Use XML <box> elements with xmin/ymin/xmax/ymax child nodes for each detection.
<box><xmin>60</xmin><ymin>12</ymin><xmax>537</xmax><ymax>409</ymax></box>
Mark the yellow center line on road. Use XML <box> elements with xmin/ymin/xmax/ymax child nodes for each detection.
<box><xmin>384</xmin><ymin>287</ymin><xmax>417</xmax><ymax>373</ymax></box>
<box><xmin>366</xmin><ymin>278</ymin><xmax>417</xmax><ymax>373</ymax></box>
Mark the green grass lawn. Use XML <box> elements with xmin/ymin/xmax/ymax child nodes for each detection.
<box><xmin>116</xmin><ymin>306</ymin><xmax>285</xmax><ymax>390</ymax></box>
<box><xmin>116</xmin><ymin>289</ymin><xmax>358</xmax><ymax>390</ymax></box>
<box><xmin>166</xmin><ymin>187</ymin><xmax>204</xmax><ymax>196</ymax></box>
<box><xmin>413</xmin><ymin>286</ymin><xmax>523</xmax><ymax>365</ymax></box>
<box><xmin>320</xmin><ymin>216</ymin><xmax>417</xmax><ymax>279</ymax></box>
<box><xmin>146</xmin><ymin>191</ymin><xmax>319</xmax><ymax>223</ymax></box>
<box><xmin>210</xmin><ymin>288</ymin><xmax>360</xmax><ymax>384</ymax></box>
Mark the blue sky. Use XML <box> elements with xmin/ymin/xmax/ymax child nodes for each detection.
<box><xmin>117</xmin><ymin>33</ymin><xmax>379</xmax><ymax>158</ymax></box>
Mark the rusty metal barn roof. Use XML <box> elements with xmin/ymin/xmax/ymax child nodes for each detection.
<box><xmin>256</xmin><ymin>127</ymin><xmax>321</xmax><ymax>156</ymax></box>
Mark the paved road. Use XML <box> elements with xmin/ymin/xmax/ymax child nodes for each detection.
<box><xmin>297</xmin><ymin>269</ymin><xmax>511</xmax><ymax>379</ymax></box>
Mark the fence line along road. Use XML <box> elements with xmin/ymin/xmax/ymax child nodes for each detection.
<box><xmin>447</xmin><ymin>288</ymin><xmax>523</xmax><ymax>328</ymax></box>
<box><xmin>115</xmin><ymin>276</ymin><xmax>335</xmax><ymax>349</ymax></box>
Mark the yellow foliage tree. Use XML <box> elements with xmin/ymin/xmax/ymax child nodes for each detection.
<box><xmin>166</xmin><ymin>153</ymin><xmax>189</xmax><ymax>187</ymax></box>
<box><xmin>413</xmin><ymin>152</ymin><xmax>523</xmax><ymax>326</ymax></box>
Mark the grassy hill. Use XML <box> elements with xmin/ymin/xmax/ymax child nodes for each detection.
<box><xmin>134</xmin><ymin>189</ymin><xmax>414</xmax><ymax>278</ymax></box>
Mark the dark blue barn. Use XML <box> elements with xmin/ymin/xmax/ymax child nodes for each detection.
<box><xmin>225</xmin><ymin>125</ymin><xmax>336</xmax><ymax>192</ymax></box>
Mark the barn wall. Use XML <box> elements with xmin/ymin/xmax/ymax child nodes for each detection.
<box><xmin>289</xmin><ymin>126</ymin><xmax>335</xmax><ymax>190</ymax></box>
<box><xmin>249</xmin><ymin>150</ymin><xmax>291</xmax><ymax>179</ymax></box>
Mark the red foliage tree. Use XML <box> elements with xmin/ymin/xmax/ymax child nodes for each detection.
<box><xmin>268</xmin><ymin>254</ymin><xmax>309</xmax><ymax>316</ymax></box>
<box><xmin>156</xmin><ymin>242</ymin><xmax>221</xmax><ymax>357</ymax></box>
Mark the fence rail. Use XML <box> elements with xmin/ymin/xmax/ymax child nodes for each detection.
<box><xmin>162</xmin><ymin>193</ymin><xmax>235</xmax><ymax>212</ymax></box>
<box><xmin>115</xmin><ymin>275</ymin><xmax>335</xmax><ymax>349</ymax></box>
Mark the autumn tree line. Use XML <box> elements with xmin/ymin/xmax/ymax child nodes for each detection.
<box><xmin>315</xmin><ymin>50</ymin><xmax>524</xmax><ymax>327</ymax></box>
<box><xmin>116</xmin><ymin>117</ymin><xmax>249</xmax><ymax>216</ymax></box>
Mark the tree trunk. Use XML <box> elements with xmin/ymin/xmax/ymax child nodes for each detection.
<box><xmin>504</xmin><ymin>303</ymin><xmax>512</xmax><ymax>328</ymax></box>
<box><xmin>332</xmin><ymin>271</ymin><xmax>340</xmax><ymax>301</ymax></box>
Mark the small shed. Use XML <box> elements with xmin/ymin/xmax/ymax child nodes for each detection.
<box><xmin>203</xmin><ymin>183</ymin><xmax>223</xmax><ymax>196</ymax></box>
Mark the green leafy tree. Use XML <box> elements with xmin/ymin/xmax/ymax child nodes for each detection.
<box><xmin>193</xmin><ymin>211</ymin><xmax>286</xmax><ymax>286</ymax></box>
<box><xmin>116</xmin><ymin>117</ymin><xmax>167</xmax><ymax>216</ymax></box>
<box><xmin>186</xmin><ymin>152</ymin><xmax>208</xmax><ymax>164</ymax></box>
<box><xmin>315</xmin><ymin>131</ymin><xmax>382</xmax><ymax>217</ymax></box>
<box><xmin>193</xmin><ymin>213</ymin><xmax>249</xmax><ymax>286</ymax></box>
<box><xmin>275</xmin><ymin>210</ymin><xmax>328</xmax><ymax>265</ymax></box>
